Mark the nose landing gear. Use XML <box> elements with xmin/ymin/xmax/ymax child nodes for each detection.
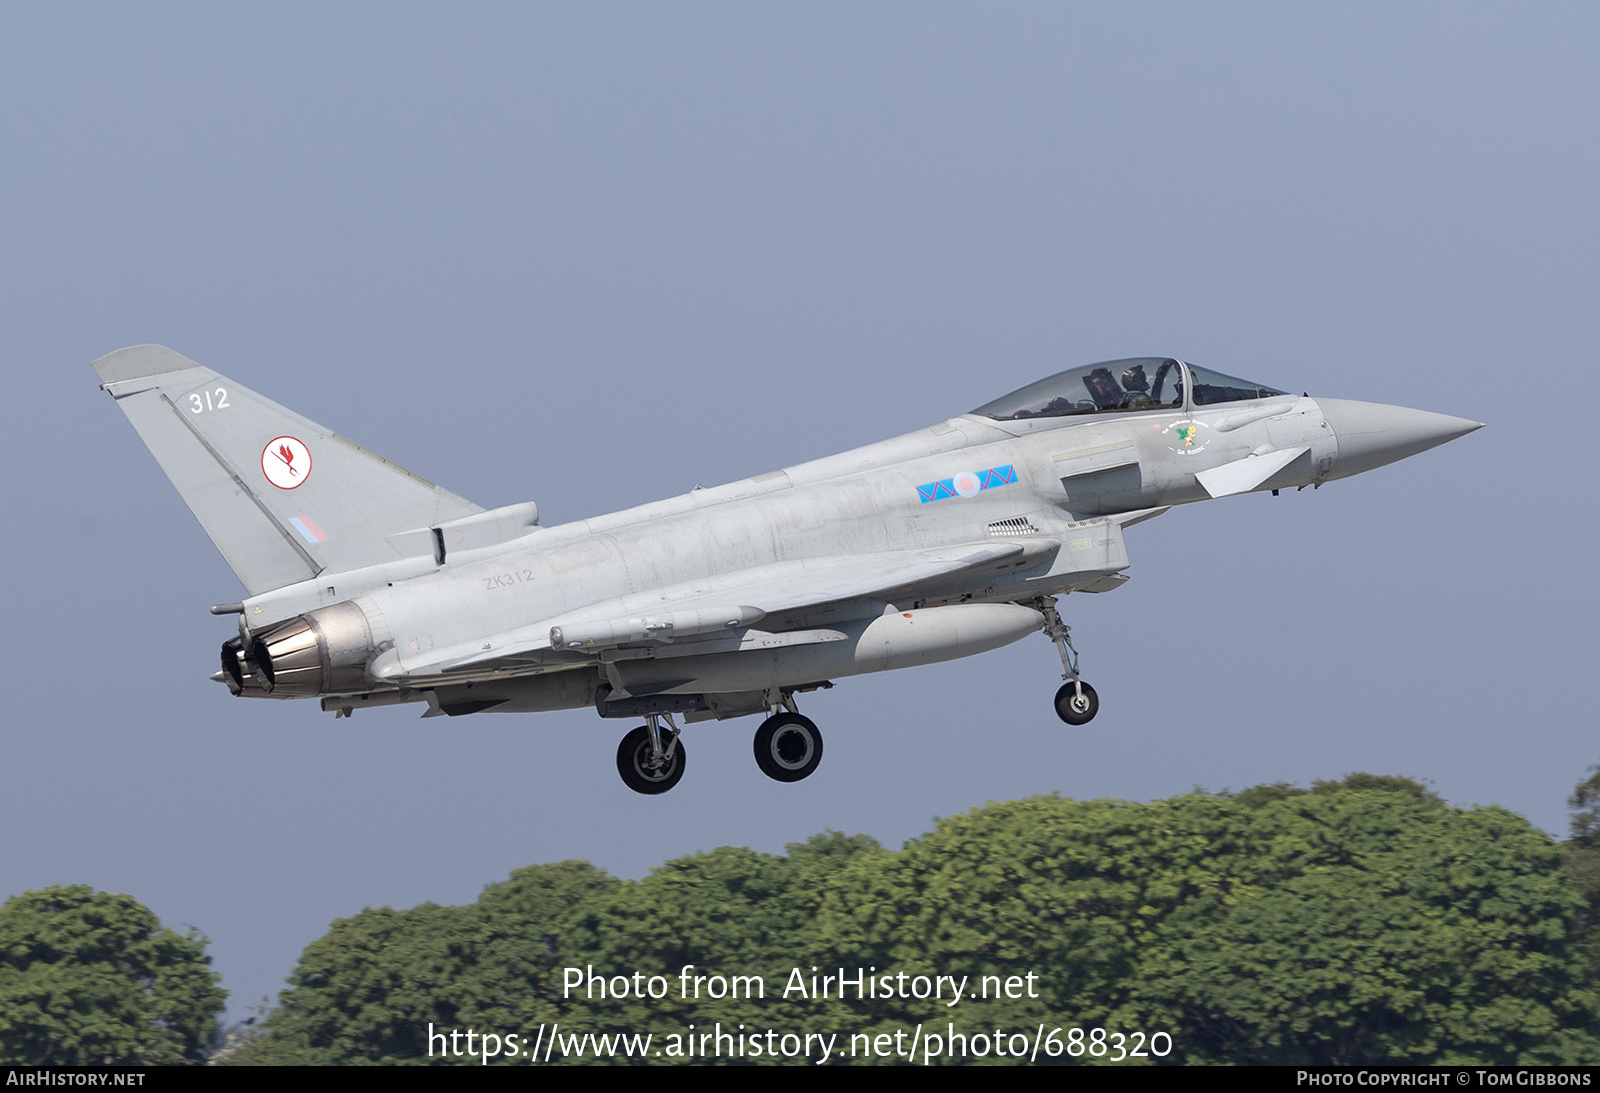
<box><xmin>617</xmin><ymin>712</ymin><xmax>686</xmax><ymax>794</ymax></box>
<box><xmin>1035</xmin><ymin>597</ymin><xmax>1099</xmax><ymax>726</ymax></box>
<box><xmin>1055</xmin><ymin>680</ymin><xmax>1099</xmax><ymax>725</ymax></box>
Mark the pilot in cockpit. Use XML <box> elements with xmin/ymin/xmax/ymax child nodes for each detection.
<box><xmin>1120</xmin><ymin>363</ymin><xmax>1155</xmax><ymax>409</ymax></box>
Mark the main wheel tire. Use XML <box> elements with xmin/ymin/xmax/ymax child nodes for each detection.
<box><xmin>616</xmin><ymin>726</ymin><xmax>686</xmax><ymax>794</ymax></box>
<box><xmin>753</xmin><ymin>713</ymin><xmax>824</xmax><ymax>783</ymax></box>
<box><xmin>1054</xmin><ymin>681</ymin><xmax>1099</xmax><ymax>726</ymax></box>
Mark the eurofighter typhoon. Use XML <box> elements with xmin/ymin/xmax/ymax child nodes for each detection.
<box><xmin>95</xmin><ymin>346</ymin><xmax>1481</xmax><ymax>794</ymax></box>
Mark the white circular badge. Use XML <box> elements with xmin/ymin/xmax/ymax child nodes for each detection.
<box><xmin>261</xmin><ymin>436</ymin><xmax>312</xmax><ymax>489</ymax></box>
<box><xmin>951</xmin><ymin>470</ymin><xmax>982</xmax><ymax>498</ymax></box>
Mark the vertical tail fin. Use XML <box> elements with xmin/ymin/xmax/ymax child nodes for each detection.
<box><xmin>94</xmin><ymin>345</ymin><xmax>482</xmax><ymax>595</ymax></box>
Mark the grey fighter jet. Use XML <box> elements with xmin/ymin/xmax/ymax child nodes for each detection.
<box><xmin>94</xmin><ymin>347</ymin><xmax>1481</xmax><ymax>794</ymax></box>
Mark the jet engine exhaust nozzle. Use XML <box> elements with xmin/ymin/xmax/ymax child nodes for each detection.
<box><xmin>221</xmin><ymin>601</ymin><xmax>377</xmax><ymax>698</ymax></box>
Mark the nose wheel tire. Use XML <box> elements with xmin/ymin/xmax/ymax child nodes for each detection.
<box><xmin>617</xmin><ymin>726</ymin><xmax>686</xmax><ymax>794</ymax></box>
<box><xmin>753</xmin><ymin>713</ymin><xmax>824</xmax><ymax>782</ymax></box>
<box><xmin>1054</xmin><ymin>681</ymin><xmax>1099</xmax><ymax>726</ymax></box>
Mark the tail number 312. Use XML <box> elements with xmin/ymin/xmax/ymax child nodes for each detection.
<box><xmin>189</xmin><ymin>388</ymin><xmax>230</xmax><ymax>413</ymax></box>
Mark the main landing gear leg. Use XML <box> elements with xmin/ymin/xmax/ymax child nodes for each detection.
<box><xmin>754</xmin><ymin>691</ymin><xmax>824</xmax><ymax>783</ymax></box>
<box><xmin>1034</xmin><ymin>596</ymin><xmax>1099</xmax><ymax>726</ymax></box>
<box><xmin>617</xmin><ymin>712</ymin><xmax>686</xmax><ymax>795</ymax></box>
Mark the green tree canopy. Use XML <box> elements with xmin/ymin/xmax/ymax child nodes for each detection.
<box><xmin>0</xmin><ymin>885</ymin><xmax>226</xmax><ymax>1065</ymax></box>
<box><xmin>815</xmin><ymin>777</ymin><xmax>1593</xmax><ymax>1064</ymax></box>
<box><xmin>1564</xmin><ymin>764</ymin><xmax>1600</xmax><ymax>982</ymax></box>
<box><xmin>242</xmin><ymin>776</ymin><xmax>1600</xmax><ymax>1066</ymax></box>
<box><xmin>236</xmin><ymin>861</ymin><xmax>619</xmax><ymax>1064</ymax></box>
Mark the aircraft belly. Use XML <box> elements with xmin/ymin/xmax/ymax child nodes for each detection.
<box><xmin>611</xmin><ymin>603</ymin><xmax>1043</xmax><ymax>695</ymax></box>
<box><xmin>430</xmin><ymin>669</ymin><xmax>600</xmax><ymax>715</ymax></box>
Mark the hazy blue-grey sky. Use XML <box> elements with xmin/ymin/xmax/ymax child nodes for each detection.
<box><xmin>2</xmin><ymin>3</ymin><xmax>1594</xmax><ymax>1019</ymax></box>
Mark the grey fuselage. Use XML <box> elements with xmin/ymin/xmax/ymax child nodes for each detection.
<box><xmin>237</xmin><ymin>388</ymin><xmax>1354</xmax><ymax>719</ymax></box>
<box><xmin>89</xmin><ymin>345</ymin><xmax>1481</xmax><ymax>726</ymax></box>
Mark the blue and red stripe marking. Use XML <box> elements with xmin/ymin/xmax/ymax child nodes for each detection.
<box><xmin>288</xmin><ymin>515</ymin><xmax>329</xmax><ymax>544</ymax></box>
<box><xmin>915</xmin><ymin>464</ymin><xmax>1017</xmax><ymax>503</ymax></box>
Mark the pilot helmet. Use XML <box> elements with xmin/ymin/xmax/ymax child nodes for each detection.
<box><xmin>1121</xmin><ymin>363</ymin><xmax>1150</xmax><ymax>393</ymax></box>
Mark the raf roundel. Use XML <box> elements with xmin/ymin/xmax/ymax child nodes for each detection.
<box><xmin>951</xmin><ymin>470</ymin><xmax>982</xmax><ymax>498</ymax></box>
<box><xmin>261</xmin><ymin>436</ymin><xmax>312</xmax><ymax>490</ymax></box>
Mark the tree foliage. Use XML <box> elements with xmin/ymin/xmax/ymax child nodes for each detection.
<box><xmin>233</xmin><ymin>861</ymin><xmax>618</xmax><ymax>1064</ymax></box>
<box><xmin>1565</xmin><ymin>764</ymin><xmax>1600</xmax><ymax>981</ymax></box>
<box><xmin>242</xmin><ymin>776</ymin><xmax>1600</xmax><ymax>1065</ymax></box>
<box><xmin>0</xmin><ymin>885</ymin><xmax>226</xmax><ymax>1065</ymax></box>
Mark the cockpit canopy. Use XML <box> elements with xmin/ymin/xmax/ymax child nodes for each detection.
<box><xmin>972</xmin><ymin>358</ymin><xmax>1286</xmax><ymax>421</ymax></box>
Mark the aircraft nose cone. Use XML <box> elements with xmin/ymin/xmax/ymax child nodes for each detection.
<box><xmin>1316</xmin><ymin>398</ymin><xmax>1484</xmax><ymax>479</ymax></box>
